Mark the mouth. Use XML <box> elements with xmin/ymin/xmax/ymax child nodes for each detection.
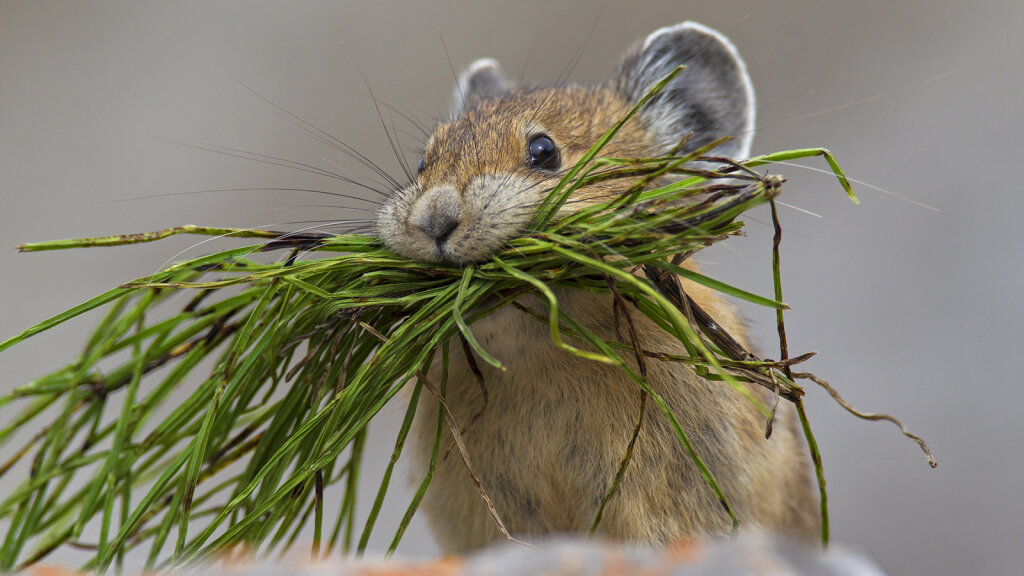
<box><xmin>431</xmin><ymin>240</ymin><xmax>484</xmax><ymax>266</ymax></box>
<box><xmin>379</xmin><ymin>195</ymin><xmax>533</xmax><ymax>266</ymax></box>
<box><xmin>431</xmin><ymin>241</ymin><xmax>456</xmax><ymax>263</ymax></box>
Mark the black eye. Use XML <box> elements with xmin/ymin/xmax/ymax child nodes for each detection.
<box><xmin>527</xmin><ymin>134</ymin><xmax>560</xmax><ymax>170</ymax></box>
<box><xmin>417</xmin><ymin>155</ymin><xmax>426</xmax><ymax>174</ymax></box>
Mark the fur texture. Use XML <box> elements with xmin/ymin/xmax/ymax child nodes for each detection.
<box><xmin>376</xmin><ymin>21</ymin><xmax>818</xmax><ymax>554</ymax></box>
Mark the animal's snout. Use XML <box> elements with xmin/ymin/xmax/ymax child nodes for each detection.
<box><xmin>410</xmin><ymin>186</ymin><xmax>461</xmax><ymax>245</ymax></box>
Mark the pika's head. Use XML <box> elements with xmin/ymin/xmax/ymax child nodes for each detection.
<box><xmin>377</xmin><ymin>21</ymin><xmax>755</xmax><ymax>264</ymax></box>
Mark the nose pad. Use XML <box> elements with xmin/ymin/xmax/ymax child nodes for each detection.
<box><xmin>426</xmin><ymin>214</ymin><xmax>459</xmax><ymax>244</ymax></box>
<box><xmin>410</xmin><ymin>186</ymin><xmax>461</xmax><ymax>245</ymax></box>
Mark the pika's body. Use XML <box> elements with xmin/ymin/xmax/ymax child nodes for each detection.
<box><xmin>377</xmin><ymin>22</ymin><xmax>818</xmax><ymax>553</ymax></box>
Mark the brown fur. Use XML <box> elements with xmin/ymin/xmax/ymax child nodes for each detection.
<box><xmin>411</xmin><ymin>276</ymin><xmax>818</xmax><ymax>553</ymax></box>
<box><xmin>377</xmin><ymin>25</ymin><xmax>819</xmax><ymax>554</ymax></box>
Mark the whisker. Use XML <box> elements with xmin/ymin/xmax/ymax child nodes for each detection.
<box><xmin>512</xmin><ymin>8</ymin><xmax>606</xmax><ymax>147</ymax></box>
<box><xmin>769</xmin><ymin>160</ymin><xmax>940</xmax><ymax>212</ymax></box>
<box><xmin>704</xmin><ymin>72</ymin><xmax>960</xmax><ymax>157</ymax></box>
<box><xmin>557</xmin><ymin>6</ymin><xmax>603</xmax><ymax>85</ymax></box>
<box><xmin>160</xmin><ymin>139</ymin><xmax>390</xmax><ymax>198</ymax></box>
<box><xmin>754</xmin><ymin>89</ymin><xmax>818</xmax><ymax>112</ymax></box>
<box><xmin>105</xmin><ymin>187</ymin><xmax>383</xmax><ymax>206</ymax></box>
<box><xmin>744</xmin><ymin>214</ymin><xmax>815</xmax><ymax>240</ymax></box>
<box><xmin>390</xmin><ymin>126</ymin><xmax>427</xmax><ymax>144</ymax></box>
<box><xmin>386</xmin><ymin>108</ymin><xmax>416</xmax><ymax>179</ymax></box>
<box><xmin>347</xmin><ymin>58</ymin><xmax>416</xmax><ymax>183</ymax></box>
<box><xmin>757</xmin><ymin>72</ymin><xmax>956</xmax><ymax>133</ymax></box>
<box><xmin>278</xmin><ymin>219</ymin><xmax>374</xmax><ymax>226</ymax></box>
<box><xmin>153</xmin><ymin>221</ymin><xmax>299</xmax><ymax>276</ymax></box>
<box><xmin>382</xmin><ymin>108</ymin><xmax>415</xmax><ymax>182</ymax></box>
<box><xmin>230</xmin><ymin>221</ymin><xmax>351</xmax><ymax>256</ymax></box>
<box><xmin>285</xmin><ymin>204</ymin><xmax>379</xmax><ymax>213</ymax></box>
<box><xmin>518</xmin><ymin>29</ymin><xmax>540</xmax><ymax>84</ymax></box>
<box><xmin>440</xmin><ymin>31</ymin><xmax>488</xmax><ymax>191</ymax></box>
<box><xmin>206</xmin><ymin>221</ymin><xmax>353</xmax><ymax>278</ymax></box>
<box><xmin>773</xmin><ymin>201</ymin><xmax>821</xmax><ymax>219</ymax></box>
<box><xmin>318</xmin><ymin>154</ymin><xmax>395</xmax><ymax>195</ymax></box>
<box><xmin>200</xmin><ymin>206</ymin><xmax>378</xmax><ymax>233</ymax></box>
<box><xmin>373</xmin><ymin>98</ymin><xmax>431</xmax><ymax>139</ymax></box>
<box><xmin>235</xmin><ymin>78</ymin><xmax>403</xmax><ymax>191</ymax></box>
<box><xmin>208</xmin><ymin>207</ymin><xmax>368</xmax><ymax>228</ymax></box>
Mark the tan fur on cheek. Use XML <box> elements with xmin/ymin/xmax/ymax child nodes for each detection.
<box><xmin>444</xmin><ymin>173</ymin><xmax>549</xmax><ymax>262</ymax></box>
<box><xmin>378</xmin><ymin>172</ymin><xmax>551</xmax><ymax>264</ymax></box>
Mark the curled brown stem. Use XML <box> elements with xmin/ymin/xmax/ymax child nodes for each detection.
<box><xmin>792</xmin><ymin>371</ymin><xmax>937</xmax><ymax>468</ymax></box>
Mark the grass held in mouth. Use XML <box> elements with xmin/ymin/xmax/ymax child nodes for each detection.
<box><xmin>0</xmin><ymin>78</ymin><xmax>934</xmax><ymax>572</ymax></box>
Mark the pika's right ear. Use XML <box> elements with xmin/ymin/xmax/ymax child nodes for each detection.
<box><xmin>452</xmin><ymin>58</ymin><xmax>509</xmax><ymax>116</ymax></box>
<box><xmin>616</xmin><ymin>22</ymin><xmax>755</xmax><ymax>159</ymax></box>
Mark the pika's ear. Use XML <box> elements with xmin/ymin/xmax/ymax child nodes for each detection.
<box><xmin>616</xmin><ymin>22</ymin><xmax>755</xmax><ymax>159</ymax></box>
<box><xmin>452</xmin><ymin>58</ymin><xmax>510</xmax><ymax>116</ymax></box>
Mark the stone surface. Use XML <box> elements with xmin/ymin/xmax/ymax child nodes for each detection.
<box><xmin>29</xmin><ymin>535</ymin><xmax>886</xmax><ymax>576</ymax></box>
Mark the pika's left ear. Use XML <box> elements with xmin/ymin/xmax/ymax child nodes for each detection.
<box><xmin>452</xmin><ymin>58</ymin><xmax>510</xmax><ymax>116</ymax></box>
<box><xmin>616</xmin><ymin>22</ymin><xmax>755</xmax><ymax>159</ymax></box>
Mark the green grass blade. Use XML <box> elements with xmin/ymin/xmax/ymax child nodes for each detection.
<box><xmin>452</xmin><ymin>266</ymin><xmax>503</xmax><ymax>370</ymax></box>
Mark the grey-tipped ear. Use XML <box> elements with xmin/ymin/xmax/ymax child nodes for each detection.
<box><xmin>452</xmin><ymin>58</ymin><xmax>510</xmax><ymax>116</ymax></box>
<box><xmin>617</xmin><ymin>22</ymin><xmax>755</xmax><ymax>158</ymax></box>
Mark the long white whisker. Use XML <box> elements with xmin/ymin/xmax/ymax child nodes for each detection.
<box><xmin>758</xmin><ymin>72</ymin><xmax>956</xmax><ymax>133</ymax></box>
<box><xmin>769</xmin><ymin>160</ymin><xmax>940</xmax><ymax>212</ymax></box>
<box><xmin>775</xmin><ymin>201</ymin><xmax>822</xmax><ymax>219</ymax></box>
<box><xmin>153</xmin><ymin>221</ymin><xmax>294</xmax><ymax>276</ymax></box>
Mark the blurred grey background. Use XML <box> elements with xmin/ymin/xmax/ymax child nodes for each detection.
<box><xmin>1</xmin><ymin>1</ymin><xmax>1021</xmax><ymax>574</ymax></box>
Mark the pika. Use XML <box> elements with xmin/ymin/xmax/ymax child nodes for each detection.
<box><xmin>376</xmin><ymin>21</ymin><xmax>818</xmax><ymax>553</ymax></box>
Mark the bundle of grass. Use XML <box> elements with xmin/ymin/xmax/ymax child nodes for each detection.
<box><xmin>0</xmin><ymin>71</ymin><xmax>933</xmax><ymax>573</ymax></box>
